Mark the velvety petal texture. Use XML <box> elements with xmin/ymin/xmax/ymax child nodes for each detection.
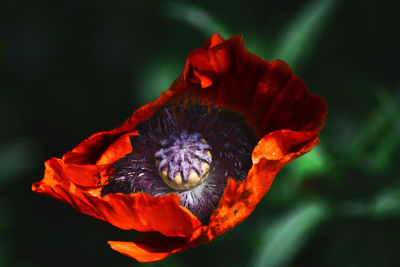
<box><xmin>32</xmin><ymin>33</ymin><xmax>327</xmax><ymax>262</ymax></box>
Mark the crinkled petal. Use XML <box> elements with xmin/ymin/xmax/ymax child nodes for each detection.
<box><xmin>184</xmin><ymin>34</ymin><xmax>269</xmax><ymax>125</ymax></box>
<box><xmin>32</xmin><ymin>158</ymin><xmax>201</xmax><ymax>237</ymax></box>
<box><xmin>62</xmin><ymin>90</ymin><xmax>178</xmax><ymax>165</ymax></box>
<box><xmin>202</xmin><ymin>130</ymin><xmax>320</xmax><ymax>240</ymax></box>
<box><xmin>179</xmin><ymin>33</ymin><xmax>327</xmax><ymax>246</ymax></box>
<box><xmin>96</xmin><ymin>131</ymin><xmax>138</xmax><ymax>165</ymax></box>
<box><xmin>108</xmin><ymin>232</ymin><xmax>187</xmax><ymax>263</ymax></box>
<box><xmin>183</xmin><ymin>33</ymin><xmax>327</xmax><ymax>137</ymax></box>
<box><xmin>46</xmin><ymin>132</ymin><xmax>137</xmax><ymax>188</ymax></box>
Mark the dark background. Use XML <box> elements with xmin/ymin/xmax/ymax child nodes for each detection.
<box><xmin>1</xmin><ymin>0</ymin><xmax>399</xmax><ymax>266</ymax></box>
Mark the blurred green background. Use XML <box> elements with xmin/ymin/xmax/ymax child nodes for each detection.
<box><xmin>2</xmin><ymin>0</ymin><xmax>399</xmax><ymax>266</ymax></box>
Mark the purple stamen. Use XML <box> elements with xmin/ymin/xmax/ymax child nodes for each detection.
<box><xmin>156</xmin><ymin>130</ymin><xmax>212</xmax><ymax>182</ymax></box>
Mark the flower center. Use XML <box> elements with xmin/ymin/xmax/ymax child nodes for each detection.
<box><xmin>155</xmin><ymin>130</ymin><xmax>212</xmax><ymax>191</ymax></box>
<box><xmin>101</xmin><ymin>98</ymin><xmax>257</xmax><ymax>224</ymax></box>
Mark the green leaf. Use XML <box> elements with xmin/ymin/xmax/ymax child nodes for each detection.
<box><xmin>163</xmin><ymin>2</ymin><xmax>231</xmax><ymax>38</ymax></box>
<box><xmin>273</xmin><ymin>0</ymin><xmax>336</xmax><ymax>70</ymax></box>
<box><xmin>378</xmin><ymin>89</ymin><xmax>400</xmax><ymax>133</ymax></box>
<box><xmin>340</xmin><ymin>187</ymin><xmax>400</xmax><ymax>219</ymax></box>
<box><xmin>252</xmin><ymin>200</ymin><xmax>330</xmax><ymax>267</ymax></box>
<box><xmin>287</xmin><ymin>144</ymin><xmax>331</xmax><ymax>182</ymax></box>
<box><xmin>135</xmin><ymin>58</ymin><xmax>182</xmax><ymax>105</ymax></box>
<box><xmin>371</xmin><ymin>129</ymin><xmax>399</xmax><ymax>171</ymax></box>
<box><xmin>372</xmin><ymin>189</ymin><xmax>400</xmax><ymax>219</ymax></box>
<box><xmin>368</xmin><ymin>90</ymin><xmax>400</xmax><ymax>171</ymax></box>
<box><xmin>335</xmin><ymin>88</ymin><xmax>398</xmax><ymax>173</ymax></box>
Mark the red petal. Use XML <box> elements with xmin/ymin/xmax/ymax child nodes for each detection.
<box><xmin>63</xmin><ymin>131</ymin><xmax>131</xmax><ymax>165</ymax></box>
<box><xmin>257</xmin><ymin>75</ymin><xmax>327</xmax><ymax>134</ymax></box>
<box><xmin>46</xmin><ymin>132</ymin><xmax>137</xmax><ymax>188</ymax></box>
<box><xmin>96</xmin><ymin>131</ymin><xmax>138</xmax><ymax>165</ymax></box>
<box><xmin>62</xmin><ymin>88</ymin><xmax>178</xmax><ymax>166</ymax></box>
<box><xmin>108</xmin><ymin>232</ymin><xmax>187</xmax><ymax>262</ymax></box>
<box><xmin>32</xmin><ymin>158</ymin><xmax>201</xmax><ymax>237</ymax></box>
<box><xmin>204</xmin><ymin>130</ymin><xmax>320</xmax><ymax>241</ymax></box>
<box><xmin>179</xmin><ymin>34</ymin><xmax>327</xmax><ymax>245</ymax></box>
<box><xmin>207</xmin><ymin>32</ymin><xmax>225</xmax><ymax>48</ymax></box>
<box><xmin>183</xmin><ymin>35</ymin><xmax>327</xmax><ymax>137</ymax></box>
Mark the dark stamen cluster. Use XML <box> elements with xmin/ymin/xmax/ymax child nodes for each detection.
<box><xmin>102</xmin><ymin>96</ymin><xmax>256</xmax><ymax>224</ymax></box>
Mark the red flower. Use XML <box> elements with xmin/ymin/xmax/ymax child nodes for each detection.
<box><xmin>32</xmin><ymin>33</ymin><xmax>327</xmax><ymax>262</ymax></box>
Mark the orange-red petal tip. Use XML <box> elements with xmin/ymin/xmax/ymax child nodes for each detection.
<box><xmin>108</xmin><ymin>232</ymin><xmax>188</xmax><ymax>262</ymax></box>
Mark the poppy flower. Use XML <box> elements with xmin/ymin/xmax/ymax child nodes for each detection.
<box><xmin>32</xmin><ymin>33</ymin><xmax>327</xmax><ymax>262</ymax></box>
